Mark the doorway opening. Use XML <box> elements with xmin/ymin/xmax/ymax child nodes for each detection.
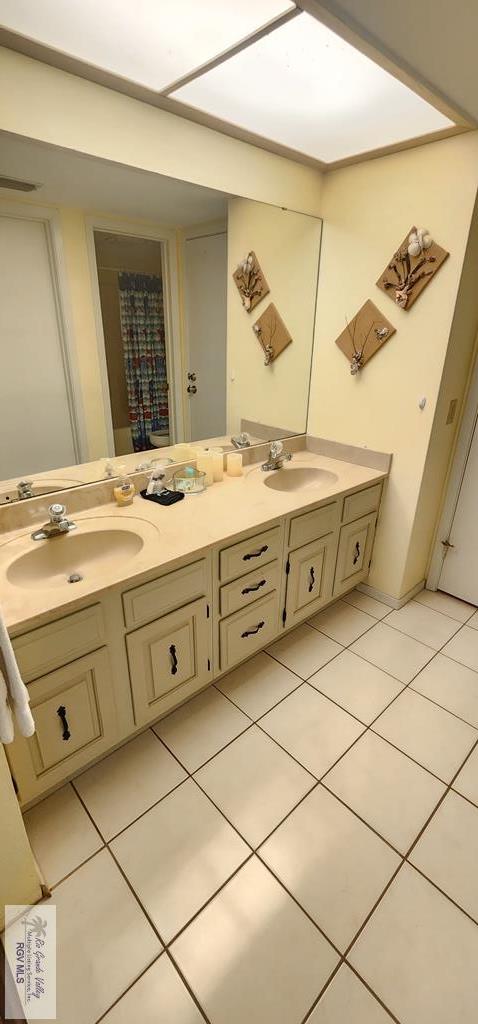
<box><xmin>93</xmin><ymin>230</ymin><xmax>171</xmax><ymax>456</ymax></box>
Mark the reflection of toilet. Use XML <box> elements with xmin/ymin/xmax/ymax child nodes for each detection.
<box><xmin>149</xmin><ymin>431</ymin><xmax>171</xmax><ymax>449</ymax></box>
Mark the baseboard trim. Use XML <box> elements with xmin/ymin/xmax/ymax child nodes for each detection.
<box><xmin>358</xmin><ymin>579</ymin><xmax>425</xmax><ymax>609</ymax></box>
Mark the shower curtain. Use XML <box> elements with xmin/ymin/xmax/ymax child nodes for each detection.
<box><xmin>118</xmin><ymin>271</ymin><xmax>169</xmax><ymax>452</ymax></box>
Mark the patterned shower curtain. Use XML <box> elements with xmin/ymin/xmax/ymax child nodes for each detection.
<box><xmin>118</xmin><ymin>272</ymin><xmax>169</xmax><ymax>452</ymax></box>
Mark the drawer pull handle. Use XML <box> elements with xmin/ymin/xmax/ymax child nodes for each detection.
<box><xmin>57</xmin><ymin>705</ymin><xmax>71</xmax><ymax>742</ymax></box>
<box><xmin>170</xmin><ymin>643</ymin><xmax>178</xmax><ymax>675</ymax></box>
<box><xmin>353</xmin><ymin>541</ymin><xmax>361</xmax><ymax>565</ymax></box>
<box><xmin>243</xmin><ymin>545</ymin><xmax>268</xmax><ymax>562</ymax></box>
<box><xmin>308</xmin><ymin>566</ymin><xmax>315</xmax><ymax>593</ymax></box>
<box><xmin>242</xmin><ymin>579</ymin><xmax>266</xmax><ymax>595</ymax></box>
<box><xmin>241</xmin><ymin>620</ymin><xmax>265</xmax><ymax>639</ymax></box>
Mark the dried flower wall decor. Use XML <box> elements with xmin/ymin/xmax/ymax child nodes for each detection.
<box><xmin>253</xmin><ymin>303</ymin><xmax>292</xmax><ymax>365</ymax></box>
<box><xmin>376</xmin><ymin>226</ymin><xmax>449</xmax><ymax>311</ymax></box>
<box><xmin>232</xmin><ymin>251</ymin><xmax>269</xmax><ymax>312</ymax></box>
<box><xmin>335</xmin><ymin>299</ymin><xmax>396</xmax><ymax>375</ymax></box>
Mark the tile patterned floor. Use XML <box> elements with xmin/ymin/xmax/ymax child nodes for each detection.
<box><xmin>23</xmin><ymin>589</ymin><xmax>478</xmax><ymax>1024</ymax></box>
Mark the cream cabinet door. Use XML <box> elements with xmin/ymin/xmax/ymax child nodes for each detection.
<box><xmin>284</xmin><ymin>534</ymin><xmax>336</xmax><ymax>629</ymax></box>
<box><xmin>126</xmin><ymin>598</ymin><xmax>210</xmax><ymax>726</ymax></box>
<box><xmin>333</xmin><ymin>513</ymin><xmax>377</xmax><ymax>596</ymax></box>
<box><xmin>7</xmin><ymin>648</ymin><xmax>117</xmax><ymax>804</ymax></box>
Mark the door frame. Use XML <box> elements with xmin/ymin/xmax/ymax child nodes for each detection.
<box><xmin>427</xmin><ymin>332</ymin><xmax>478</xmax><ymax>589</ymax></box>
<box><xmin>0</xmin><ymin>199</ymin><xmax>88</xmax><ymax>463</ymax></box>
<box><xmin>85</xmin><ymin>216</ymin><xmax>184</xmax><ymax>455</ymax></box>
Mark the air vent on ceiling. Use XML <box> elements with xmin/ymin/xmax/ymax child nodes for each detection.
<box><xmin>0</xmin><ymin>175</ymin><xmax>41</xmax><ymax>192</ymax></box>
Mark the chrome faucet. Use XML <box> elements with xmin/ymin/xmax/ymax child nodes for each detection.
<box><xmin>261</xmin><ymin>440</ymin><xmax>292</xmax><ymax>472</ymax></box>
<box><xmin>17</xmin><ymin>480</ymin><xmax>34</xmax><ymax>500</ymax></box>
<box><xmin>31</xmin><ymin>503</ymin><xmax>77</xmax><ymax>541</ymax></box>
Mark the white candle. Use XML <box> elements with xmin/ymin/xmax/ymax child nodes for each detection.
<box><xmin>211</xmin><ymin>449</ymin><xmax>224</xmax><ymax>482</ymax></box>
<box><xmin>227</xmin><ymin>451</ymin><xmax>243</xmax><ymax>477</ymax></box>
<box><xmin>196</xmin><ymin>452</ymin><xmax>214</xmax><ymax>486</ymax></box>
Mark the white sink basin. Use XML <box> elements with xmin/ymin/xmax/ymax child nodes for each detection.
<box><xmin>264</xmin><ymin>466</ymin><xmax>338</xmax><ymax>492</ymax></box>
<box><xmin>4</xmin><ymin>517</ymin><xmax>154</xmax><ymax>589</ymax></box>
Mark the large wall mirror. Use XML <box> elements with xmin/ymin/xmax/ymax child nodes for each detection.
<box><xmin>0</xmin><ymin>133</ymin><xmax>322</xmax><ymax>504</ymax></box>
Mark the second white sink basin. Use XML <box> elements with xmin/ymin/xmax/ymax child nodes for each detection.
<box><xmin>264</xmin><ymin>466</ymin><xmax>338</xmax><ymax>492</ymax></box>
<box><xmin>4</xmin><ymin>517</ymin><xmax>154</xmax><ymax>590</ymax></box>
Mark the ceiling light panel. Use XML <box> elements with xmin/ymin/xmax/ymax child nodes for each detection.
<box><xmin>0</xmin><ymin>0</ymin><xmax>294</xmax><ymax>91</ymax></box>
<box><xmin>171</xmin><ymin>12</ymin><xmax>453</xmax><ymax>162</ymax></box>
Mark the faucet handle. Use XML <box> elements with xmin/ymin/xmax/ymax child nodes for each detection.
<box><xmin>49</xmin><ymin>503</ymin><xmax>66</xmax><ymax>522</ymax></box>
<box><xmin>270</xmin><ymin>440</ymin><xmax>283</xmax><ymax>459</ymax></box>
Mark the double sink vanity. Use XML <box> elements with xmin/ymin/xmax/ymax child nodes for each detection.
<box><xmin>0</xmin><ymin>439</ymin><xmax>389</xmax><ymax>806</ymax></box>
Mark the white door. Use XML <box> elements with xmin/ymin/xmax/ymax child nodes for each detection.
<box><xmin>439</xmin><ymin>412</ymin><xmax>478</xmax><ymax>603</ymax></box>
<box><xmin>184</xmin><ymin>232</ymin><xmax>227</xmax><ymax>441</ymax></box>
<box><xmin>0</xmin><ymin>215</ymin><xmax>77</xmax><ymax>479</ymax></box>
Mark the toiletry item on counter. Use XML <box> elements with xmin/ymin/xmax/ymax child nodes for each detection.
<box><xmin>140</xmin><ymin>488</ymin><xmax>184</xmax><ymax>506</ymax></box>
<box><xmin>146</xmin><ymin>466</ymin><xmax>166</xmax><ymax>495</ymax></box>
<box><xmin>211</xmin><ymin>448</ymin><xmax>224</xmax><ymax>482</ymax></box>
<box><xmin>226</xmin><ymin>451</ymin><xmax>243</xmax><ymax>477</ymax></box>
<box><xmin>113</xmin><ymin>465</ymin><xmax>135</xmax><ymax>506</ymax></box>
<box><xmin>194</xmin><ymin>449</ymin><xmax>214</xmax><ymax>486</ymax></box>
<box><xmin>173</xmin><ymin>467</ymin><xmax>207</xmax><ymax>494</ymax></box>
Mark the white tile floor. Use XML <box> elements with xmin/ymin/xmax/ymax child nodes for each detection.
<box><xmin>23</xmin><ymin>589</ymin><xmax>478</xmax><ymax>1024</ymax></box>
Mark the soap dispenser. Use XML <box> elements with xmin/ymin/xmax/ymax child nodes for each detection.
<box><xmin>113</xmin><ymin>465</ymin><xmax>135</xmax><ymax>506</ymax></box>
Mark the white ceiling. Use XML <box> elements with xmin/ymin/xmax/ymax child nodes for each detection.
<box><xmin>316</xmin><ymin>0</ymin><xmax>478</xmax><ymax>123</ymax></box>
<box><xmin>0</xmin><ymin>134</ymin><xmax>229</xmax><ymax>225</ymax></box>
<box><xmin>0</xmin><ymin>1</ymin><xmax>457</xmax><ymax>166</ymax></box>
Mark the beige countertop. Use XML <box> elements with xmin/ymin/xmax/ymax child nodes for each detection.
<box><xmin>0</xmin><ymin>451</ymin><xmax>386</xmax><ymax>632</ymax></box>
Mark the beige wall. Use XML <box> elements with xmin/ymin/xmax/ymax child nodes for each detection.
<box><xmin>227</xmin><ymin>199</ymin><xmax>322</xmax><ymax>435</ymax></box>
<box><xmin>0</xmin><ymin>745</ymin><xmax>41</xmax><ymax>928</ymax></box>
<box><xmin>0</xmin><ymin>48</ymin><xmax>323</xmax><ymax>215</ymax></box>
<box><xmin>308</xmin><ymin>132</ymin><xmax>478</xmax><ymax>599</ymax></box>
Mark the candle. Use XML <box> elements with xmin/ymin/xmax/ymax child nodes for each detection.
<box><xmin>211</xmin><ymin>449</ymin><xmax>224</xmax><ymax>482</ymax></box>
<box><xmin>195</xmin><ymin>451</ymin><xmax>214</xmax><ymax>486</ymax></box>
<box><xmin>226</xmin><ymin>451</ymin><xmax>243</xmax><ymax>477</ymax></box>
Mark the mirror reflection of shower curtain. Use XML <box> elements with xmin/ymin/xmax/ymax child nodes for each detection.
<box><xmin>118</xmin><ymin>271</ymin><xmax>169</xmax><ymax>452</ymax></box>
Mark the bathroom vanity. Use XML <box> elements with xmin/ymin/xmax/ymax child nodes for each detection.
<box><xmin>0</xmin><ymin>444</ymin><xmax>389</xmax><ymax>806</ymax></box>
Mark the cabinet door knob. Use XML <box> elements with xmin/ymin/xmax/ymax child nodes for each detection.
<box><xmin>169</xmin><ymin>643</ymin><xmax>178</xmax><ymax>675</ymax></box>
<box><xmin>308</xmin><ymin>566</ymin><xmax>315</xmax><ymax>593</ymax></box>
<box><xmin>57</xmin><ymin>705</ymin><xmax>71</xmax><ymax>741</ymax></box>
<box><xmin>242</xmin><ymin>579</ymin><xmax>266</xmax><ymax>595</ymax></box>
<box><xmin>241</xmin><ymin>621</ymin><xmax>265</xmax><ymax>639</ymax></box>
<box><xmin>243</xmin><ymin>545</ymin><xmax>268</xmax><ymax>561</ymax></box>
<box><xmin>353</xmin><ymin>541</ymin><xmax>361</xmax><ymax>565</ymax></box>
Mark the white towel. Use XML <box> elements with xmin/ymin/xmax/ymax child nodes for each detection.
<box><xmin>0</xmin><ymin>666</ymin><xmax>14</xmax><ymax>744</ymax></box>
<box><xmin>0</xmin><ymin>607</ymin><xmax>35</xmax><ymax>741</ymax></box>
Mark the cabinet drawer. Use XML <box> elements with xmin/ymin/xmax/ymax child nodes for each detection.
<box><xmin>7</xmin><ymin>648</ymin><xmax>117</xmax><ymax>803</ymax></box>
<box><xmin>220</xmin><ymin>560</ymin><xmax>280</xmax><ymax>617</ymax></box>
<box><xmin>288</xmin><ymin>501</ymin><xmax>338</xmax><ymax>550</ymax></box>
<box><xmin>333</xmin><ymin>513</ymin><xmax>377</xmax><ymax>597</ymax></box>
<box><xmin>342</xmin><ymin>483</ymin><xmax>382</xmax><ymax>524</ymax></box>
<box><xmin>219</xmin><ymin>591</ymin><xmax>279</xmax><ymax>672</ymax></box>
<box><xmin>219</xmin><ymin>527</ymin><xmax>282</xmax><ymax>583</ymax></box>
<box><xmin>285</xmin><ymin>534</ymin><xmax>336</xmax><ymax>629</ymax></box>
<box><xmin>123</xmin><ymin>559</ymin><xmax>208</xmax><ymax>629</ymax></box>
<box><xmin>126</xmin><ymin>598</ymin><xmax>210</xmax><ymax>726</ymax></box>
<box><xmin>13</xmin><ymin>605</ymin><xmax>106</xmax><ymax>683</ymax></box>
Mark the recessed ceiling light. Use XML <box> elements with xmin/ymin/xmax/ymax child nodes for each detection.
<box><xmin>170</xmin><ymin>12</ymin><xmax>453</xmax><ymax>163</ymax></box>
<box><xmin>0</xmin><ymin>0</ymin><xmax>294</xmax><ymax>91</ymax></box>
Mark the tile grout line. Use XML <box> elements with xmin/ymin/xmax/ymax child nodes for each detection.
<box><xmin>30</xmin><ymin>597</ymin><xmax>478</xmax><ymax>1023</ymax></box>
